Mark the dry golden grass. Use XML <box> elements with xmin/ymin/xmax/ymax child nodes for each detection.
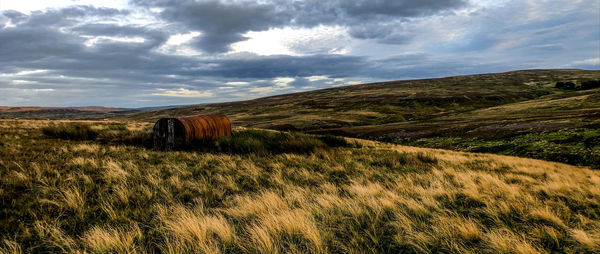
<box><xmin>82</xmin><ymin>224</ymin><xmax>141</xmax><ymax>253</ymax></box>
<box><xmin>102</xmin><ymin>159</ymin><xmax>129</xmax><ymax>182</ymax></box>
<box><xmin>571</xmin><ymin>229</ymin><xmax>600</xmax><ymax>250</ymax></box>
<box><xmin>159</xmin><ymin>205</ymin><xmax>234</xmax><ymax>253</ymax></box>
<box><xmin>1</xmin><ymin>119</ymin><xmax>599</xmax><ymax>253</ymax></box>
<box><xmin>247</xmin><ymin>209</ymin><xmax>322</xmax><ymax>253</ymax></box>
<box><xmin>32</xmin><ymin>221</ymin><xmax>77</xmax><ymax>252</ymax></box>
<box><xmin>0</xmin><ymin>240</ymin><xmax>21</xmax><ymax>254</ymax></box>
<box><xmin>485</xmin><ymin>229</ymin><xmax>541</xmax><ymax>254</ymax></box>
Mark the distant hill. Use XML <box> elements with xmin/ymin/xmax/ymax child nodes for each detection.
<box><xmin>135</xmin><ymin>104</ymin><xmax>207</xmax><ymax>111</ymax></box>
<box><xmin>0</xmin><ymin>105</ymin><xmax>208</xmax><ymax>120</ymax></box>
<box><xmin>0</xmin><ymin>106</ymin><xmax>140</xmax><ymax>120</ymax></box>
<box><xmin>120</xmin><ymin>69</ymin><xmax>600</xmax><ymax>168</ymax></box>
<box><xmin>122</xmin><ymin>69</ymin><xmax>599</xmax><ymax>130</ymax></box>
<box><xmin>0</xmin><ymin>106</ymin><xmax>129</xmax><ymax>112</ymax></box>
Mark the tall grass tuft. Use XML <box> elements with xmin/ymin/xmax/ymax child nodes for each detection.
<box><xmin>97</xmin><ymin>129</ymin><xmax>153</xmax><ymax>148</ymax></box>
<box><xmin>42</xmin><ymin>123</ymin><xmax>99</xmax><ymax>140</ymax></box>
<box><xmin>196</xmin><ymin>129</ymin><xmax>355</xmax><ymax>155</ymax></box>
<box><xmin>42</xmin><ymin>122</ymin><xmax>153</xmax><ymax>148</ymax></box>
<box><xmin>82</xmin><ymin>225</ymin><xmax>142</xmax><ymax>253</ymax></box>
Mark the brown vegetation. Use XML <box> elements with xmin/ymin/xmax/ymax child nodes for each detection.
<box><xmin>1</xmin><ymin>119</ymin><xmax>599</xmax><ymax>253</ymax></box>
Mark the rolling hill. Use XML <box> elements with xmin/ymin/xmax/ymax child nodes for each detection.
<box><xmin>0</xmin><ymin>106</ymin><xmax>140</xmax><ymax>120</ymax></box>
<box><xmin>121</xmin><ymin>69</ymin><xmax>600</xmax><ymax>167</ymax></box>
<box><xmin>121</xmin><ymin>69</ymin><xmax>599</xmax><ymax>129</ymax></box>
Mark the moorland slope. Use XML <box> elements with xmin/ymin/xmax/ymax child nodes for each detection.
<box><xmin>1</xmin><ymin>119</ymin><xmax>599</xmax><ymax>253</ymax></box>
<box><xmin>122</xmin><ymin>69</ymin><xmax>599</xmax><ymax>129</ymax></box>
<box><xmin>121</xmin><ymin>69</ymin><xmax>600</xmax><ymax>167</ymax></box>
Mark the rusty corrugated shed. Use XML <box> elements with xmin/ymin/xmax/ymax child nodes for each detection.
<box><xmin>153</xmin><ymin>114</ymin><xmax>231</xmax><ymax>151</ymax></box>
<box><xmin>176</xmin><ymin>114</ymin><xmax>231</xmax><ymax>143</ymax></box>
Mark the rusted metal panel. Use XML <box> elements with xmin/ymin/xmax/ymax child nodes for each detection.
<box><xmin>153</xmin><ymin>114</ymin><xmax>231</xmax><ymax>151</ymax></box>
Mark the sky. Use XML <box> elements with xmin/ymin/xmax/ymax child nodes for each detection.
<box><xmin>0</xmin><ymin>0</ymin><xmax>598</xmax><ymax>107</ymax></box>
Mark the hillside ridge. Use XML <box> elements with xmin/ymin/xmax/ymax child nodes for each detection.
<box><xmin>118</xmin><ymin>69</ymin><xmax>600</xmax><ymax>168</ymax></box>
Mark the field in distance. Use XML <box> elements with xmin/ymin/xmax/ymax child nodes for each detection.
<box><xmin>121</xmin><ymin>69</ymin><xmax>600</xmax><ymax>168</ymax></box>
<box><xmin>0</xmin><ymin>106</ymin><xmax>140</xmax><ymax>120</ymax></box>
<box><xmin>1</xmin><ymin>119</ymin><xmax>599</xmax><ymax>253</ymax></box>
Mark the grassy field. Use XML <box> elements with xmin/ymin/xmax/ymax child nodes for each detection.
<box><xmin>1</xmin><ymin>119</ymin><xmax>599</xmax><ymax>253</ymax></box>
<box><xmin>393</xmin><ymin>126</ymin><xmax>600</xmax><ymax>169</ymax></box>
<box><xmin>119</xmin><ymin>69</ymin><xmax>600</xmax><ymax>168</ymax></box>
<box><xmin>342</xmin><ymin>88</ymin><xmax>600</xmax><ymax>168</ymax></box>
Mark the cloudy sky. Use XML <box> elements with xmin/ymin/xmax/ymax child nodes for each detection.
<box><xmin>1</xmin><ymin>0</ymin><xmax>598</xmax><ymax>107</ymax></box>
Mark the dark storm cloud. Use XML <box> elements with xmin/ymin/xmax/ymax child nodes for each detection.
<box><xmin>0</xmin><ymin>7</ymin><xmax>165</xmax><ymax>68</ymax></box>
<box><xmin>0</xmin><ymin>26</ymin><xmax>85</xmax><ymax>63</ymax></box>
<box><xmin>288</xmin><ymin>77</ymin><xmax>312</xmax><ymax>88</ymax></box>
<box><xmin>133</xmin><ymin>0</ymin><xmax>467</xmax><ymax>53</ymax></box>
<box><xmin>0</xmin><ymin>6</ymin><xmax>132</xmax><ymax>64</ymax></box>
<box><xmin>284</xmin><ymin>0</ymin><xmax>466</xmax><ymax>26</ymax></box>
<box><xmin>194</xmin><ymin>54</ymin><xmax>368</xmax><ymax>78</ymax></box>
<box><xmin>159</xmin><ymin>1</ymin><xmax>288</xmax><ymax>53</ymax></box>
<box><xmin>1</xmin><ymin>10</ymin><xmax>27</xmax><ymax>24</ymax></box>
<box><xmin>337</xmin><ymin>0</ymin><xmax>465</xmax><ymax>17</ymax></box>
<box><xmin>347</xmin><ymin>22</ymin><xmax>413</xmax><ymax>44</ymax></box>
<box><xmin>71</xmin><ymin>23</ymin><xmax>158</xmax><ymax>37</ymax></box>
<box><xmin>70</xmin><ymin>23</ymin><xmax>168</xmax><ymax>49</ymax></box>
<box><xmin>29</xmin><ymin>53</ymin><xmax>369</xmax><ymax>83</ymax></box>
<box><xmin>6</xmin><ymin>6</ymin><xmax>128</xmax><ymax>28</ymax></box>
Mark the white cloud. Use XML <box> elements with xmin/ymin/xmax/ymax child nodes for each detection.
<box><xmin>164</xmin><ymin>31</ymin><xmax>201</xmax><ymax>45</ymax></box>
<box><xmin>83</xmin><ymin>36</ymin><xmax>146</xmax><ymax>47</ymax></box>
<box><xmin>569</xmin><ymin>58</ymin><xmax>600</xmax><ymax>68</ymax></box>
<box><xmin>152</xmin><ymin>88</ymin><xmax>213</xmax><ymax>98</ymax></box>
<box><xmin>273</xmin><ymin>77</ymin><xmax>294</xmax><ymax>87</ymax></box>
<box><xmin>33</xmin><ymin>88</ymin><xmax>54</xmax><ymax>92</ymax></box>
<box><xmin>155</xmin><ymin>32</ymin><xmax>203</xmax><ymax>56</ymax></box>
<box><xmin>225</xmin><ymin>81</ymin><xmax>250</xmax><ymax>86</ymax></box>
<box><xmin>249</xmin><ymin>86</ymin><xmax>287</xmax><ymax>94</ymax></box>
<box><xmin>306</xmin><ymin>75</ymin><xmax>328</xmax><ymax>82</ymax></box>
<box><xmin>0</xmin><ymin>69</ymin><xmax>48</xmax><ymax>76</ymax></box>
<box><xmin>572</xmin><ymin>58</ymin><xmax>600</xmax><ymax>65</ymax></box>
<box><xmin>11</xmin><ymin>79</ymin><xmax>34</xmax><ymax>84</ymax></box>
<box><xmin>231</xmin><ymin>25</ymin><xmax>350</xmax><ymax>56</ymax></box>
<box><xmin>231</xmin><ymin>29</ymin><xmax>297</xmax><ymax>56</ymax></box>
<box><xmin>346</xmin><ymin>81</ymin><xmax>362</xmax><ymax>85</ymax></box>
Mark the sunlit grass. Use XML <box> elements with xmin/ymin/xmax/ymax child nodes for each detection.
<box><xmin>1</xmin><ymin>119</ymin><xmax>599</xmax><ymax>253</ymax></box>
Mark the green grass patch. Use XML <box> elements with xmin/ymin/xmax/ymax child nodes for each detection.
<box><xmin>42</xmin><ymin>122</ymin><xmax>153</xmax><ymax>148</ymax></box>
<box><xmin>42</xmin><ymin>124</ymin><xmax>356</xmax><ymax>155</ymax></box>
<box><xmin>393</xmin><ymin>127</ymin><xmax>600</xmax><ymax>169</ymax></box>
<box><xmin>42</xmin><ymin>123</ymin><xmax>99</xmax><ymax>140</ymax></box>
<box><xmin>196</xmin><ymin>129</ymin><xmax>358</xmax><ymax>155</ymax></box>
